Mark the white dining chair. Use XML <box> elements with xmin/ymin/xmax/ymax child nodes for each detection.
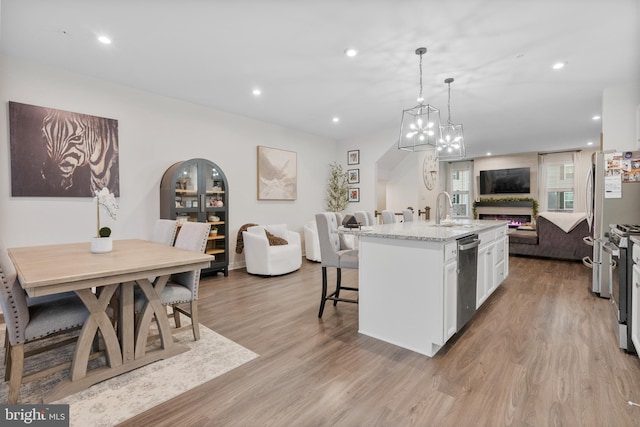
<box><xmin>381</xmin><ymin>210</ymin><xmax>395</xmax><ymax>224</ymax></box>
<box><xmin>151</xmin><ymin>219</ymin><xmax>178</xmax><ymax>246</ymax></box>
<box><xmin>148</xmin><ymin>222</ymin><xmax>210</xmax><ymax>340</ymax></box>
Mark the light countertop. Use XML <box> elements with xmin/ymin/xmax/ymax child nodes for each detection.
<box><xmin>341</xmin><ymin>220</ymin><xmax>509</xmax><ymax>242</ymax></box>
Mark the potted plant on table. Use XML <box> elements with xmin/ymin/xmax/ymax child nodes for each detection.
<box><xmin>91</xmin><ymin>188</ymin><xmax>119</xmax><ymax>253</ymax></box>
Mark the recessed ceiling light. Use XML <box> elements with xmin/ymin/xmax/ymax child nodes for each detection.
<box><xmin>332</xmin><ymin>117</ymin><xmax>340</xmax><ymax>123</ymax></box>
<box><xmin>344</xmin><ymin>48</ymin><xmax>358</xmax><ymax>57</ymax></box>
<box><xmin>552</xmin><ymin>62</ymin><xmax>566</xmax><ymax>70</ymax></box>
<box><xmin>587</xmin><ymin>141</ymin><xmax>594</xmax><ymax>146</ymax></box>
<box><xmin>592</xmin><ymin>115</ymin><xmax>601</xmax><ymax>120</ymax></box>
<box><xmin>486</xmin><ymin>152</ymin><xmax>492</xmax><ymax>156</ymax></box>
<box><xmin>97</xmin><ymin>35</ymin><xmax>111</xmax><ymax>44</ymax></box>
<box><xmin>252</xmin><ymin>88</ymin><xmax>262</xmax><ymax>96</ymax></box>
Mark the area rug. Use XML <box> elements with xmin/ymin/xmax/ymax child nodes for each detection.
<box><xmin>0</xmin><ymin>324</ymin><xmax>258</xmax><ymax>426</ymax></box>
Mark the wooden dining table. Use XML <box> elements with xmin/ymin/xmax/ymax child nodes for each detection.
<box><xmin>7</xmin><ymin>238</ymin><xmax>213</xmax><ymax>402</ymax></box>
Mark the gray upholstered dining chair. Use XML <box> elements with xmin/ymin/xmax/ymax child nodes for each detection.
<box><xmin>136</xmin><ymin>221</ymin><xmax>210</xmax><ymax>341</ymax></box>
<box><xmin>402</xmin><ymin>209</ymin><xmax>414</xmax><ymax>222</ymax></box>
<box><xmin>0</xmin><ymin>249</ymin><xmax>90</xmax><ymax>404</ymax></box>
<box><xmin>381</xmin><ymin>210</ymin><xmax>395</xmax><ymax>224</ymax></box>
<box><xmin>151</xmin><ymin>219</ymin><xmax>178</xmax><ymax>246</ymax></box>
<box><xmin>315</xmin><ymin>213</ymin><xmax>359</xmax><ymax>318</ymax></box>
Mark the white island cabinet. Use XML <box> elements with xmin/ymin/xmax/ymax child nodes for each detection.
<box><xmin>346</xmin><ymin>220</ymin><xmax>509</xmax><ymax>357</ymax></box>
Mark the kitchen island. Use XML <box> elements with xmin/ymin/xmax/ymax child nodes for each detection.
<box><xmin>344</xmin><ymin>220</ymin><xmax>509</xmax><ymax>357</ymax></box>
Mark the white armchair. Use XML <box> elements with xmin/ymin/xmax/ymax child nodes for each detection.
<box><xmin>243</xmin><ymin>224</ymin><xmax>302</xmax><ymax>275</ymax></box>
<box><xmin>304</xmin><ymin>221</ymin><xmax>321</xmax><ymax>262</ymax></box>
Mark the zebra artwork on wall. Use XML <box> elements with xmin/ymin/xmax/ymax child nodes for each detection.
<box><xmin>9</xmin><ymin>101</ymin><xmax>119</xmax><ymax>197</ymax></box>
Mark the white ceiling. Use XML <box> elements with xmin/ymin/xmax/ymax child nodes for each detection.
<box><xmin>1</xmin><ymin>1</ymin><xmax>638</xmax><ymax>159</ymax></box>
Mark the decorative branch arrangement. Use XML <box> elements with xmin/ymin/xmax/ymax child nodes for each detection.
<box><xmin>325</xmin><ymin>162</ymin><xmax>349</xmax><ymax>212</ymax></box>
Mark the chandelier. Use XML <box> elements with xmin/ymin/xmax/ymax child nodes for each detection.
<box><xmin>397</xmin><ymin>47</ymin><xmax>442</xmax><ymax>152</ymax></box>
<box><xmin>436</xmin><ymin>77</ymin><xmax>465</xmax><ymax>159</ymax></box>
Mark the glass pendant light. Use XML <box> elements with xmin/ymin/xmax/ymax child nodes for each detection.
<box><xmin>397</xmin><ymin>47</ymin><xmax>442</xmax><ymax>152</ymax></box>
<box><xmin>437</xmin><ymin>77</ymin><xmax>465</xmax><ymax>159</ymax></box>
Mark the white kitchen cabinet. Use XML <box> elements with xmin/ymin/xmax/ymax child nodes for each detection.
<box><xmin>443</xmin><ymin>246</ymin><xmax>458</xmax><ymax>342</ymax></box>
<box><xmin>477</xmin><ymin>225</ymin><xmax>508</xmax><ymax>308</ymax></box>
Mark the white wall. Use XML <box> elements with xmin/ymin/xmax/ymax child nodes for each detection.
<box><xmin>602</xmin><ymin>84</ymin><xmax>640</xmax><ymax>151</ymax></box>
<box><xmin>0</xmin><ymin>55</ymin><xmax>337</xmax><ymax>269</ymax></box>
<box><xmin>385</xmin><ymin>154</ymin><xmax>420</xmax><ymax>213</ymax></box>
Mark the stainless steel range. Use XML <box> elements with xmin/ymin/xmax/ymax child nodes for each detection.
<box><xmin>608</xmin><ymin>224</ymin><xmax>640</xmax><ymax>354</ymax></box>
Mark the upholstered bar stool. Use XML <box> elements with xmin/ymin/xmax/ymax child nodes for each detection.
<box><xmin>315</xmin><ymin>213</ymin><xmax>359</xmax><ymax>318</ymax></box>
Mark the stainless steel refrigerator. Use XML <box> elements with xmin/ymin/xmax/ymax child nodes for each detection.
<box><xmin>585</xmin><ymin>150</ymin><xmax>640</xmax><ymax>297</ymax></box>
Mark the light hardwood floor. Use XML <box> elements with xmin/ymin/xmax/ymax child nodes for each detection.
<box><xmin>120</xmin><ymin>256</ymin><xmax>640</xmax><ymax>426</ymax></box>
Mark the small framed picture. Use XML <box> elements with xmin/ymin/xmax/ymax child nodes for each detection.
<box><xmin>348</xmin><ymin>168</ymin><xmax>360</xmax><ymax>184</ymax></box>
<box><xmin>347</xmin><ymin>149</ymin><xmax>360</xmax><ymax>165</ymax></box>
<box><xmin>348</xmin><ymin>187</ymin><xmax>360</xmax><ymax>202</ymax></box>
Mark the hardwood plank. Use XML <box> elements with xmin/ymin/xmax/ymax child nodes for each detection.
<box><xmin>119</xmin><ymin>256</ymin><xmax>640</xmax><ymax>427</ymax></box>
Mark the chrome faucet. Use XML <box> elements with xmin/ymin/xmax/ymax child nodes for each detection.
<box><xmin>435</xmin><ymin>191</ymin><xmax>453</xmax><ymax>225</ymax></box>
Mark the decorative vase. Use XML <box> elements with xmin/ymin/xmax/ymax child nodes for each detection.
<box><xmin>91</xmin><ymin>237</ymin><xmax>113</xmax><ymax>253</ymax></box>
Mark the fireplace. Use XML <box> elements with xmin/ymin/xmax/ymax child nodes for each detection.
<box><xmin>479</xmin><ymin>214</ymin><xmax>532</xmax><ymax>228</ymax></box>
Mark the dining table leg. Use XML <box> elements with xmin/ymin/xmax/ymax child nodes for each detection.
<box><xmin>71</xmin><ymin>284</ymin><xmax>123</xmax><ymax>381</ymax></box>
<box><xmin>119</xmin><ymin>281</ymin><xmax>135</xmax><ymax>363</ymax></box>
<box><xmin>134</xmin><ymin>275</ymin><xmax>173</xmax><ymax>359</ymax></box>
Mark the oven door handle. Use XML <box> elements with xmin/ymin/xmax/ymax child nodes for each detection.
<box><xmin>602</xmin><ymin>241</ymin><xmax>620</xmax><ymax>257</ymax></box>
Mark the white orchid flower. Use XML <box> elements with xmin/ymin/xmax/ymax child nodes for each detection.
<box><xmin>94</xmin><ymin>188</ymin><xmax>119</xmax><ymax>237</ymax></box>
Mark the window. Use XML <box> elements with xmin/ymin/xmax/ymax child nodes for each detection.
<box><xmin>542</xmin><ymin>153</ymin><xmax>576</xmax><ymax>212</ymax></box>
<box><xmin>449</xmin><ymin>162</ymin><xmax>472</xmax><ymax>218</ymax></box>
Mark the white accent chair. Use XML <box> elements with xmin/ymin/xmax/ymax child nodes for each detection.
<box><xmin>402</xmin><ymin>209</ymin><xmax>414</xmax><ymax>222</ymax></box>
<box><xmin>243</xmin><ymin>224</ymin><xmax>302</xmax><ymax>275</ymax></box>
<box><xmin>304</xmin><ymin>221</ymin><xmax>321</xmax><ymax>262</ymax></box>
<box><xmin>315</xmin><ymin>213</ymin><xmax>359</xmax><ymax>318</ymax></box>
<box><xmin>0</xmin><ymin>249</ymin><xmax>90</xmax><ymax>403</ymax></box>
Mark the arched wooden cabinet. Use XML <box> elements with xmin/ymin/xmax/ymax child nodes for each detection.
<box><xmin>160</xmin><ymin>158</ymin><xmax>229</xmax><ymax>276</ymax></box>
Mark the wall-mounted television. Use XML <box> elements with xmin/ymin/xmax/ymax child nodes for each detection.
<box><xmin>479</xmin><ymin>167</ymin><xmax>531</xmax><ymax>194</ymax></box>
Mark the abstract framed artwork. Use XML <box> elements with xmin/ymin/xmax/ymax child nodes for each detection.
<box><xmin>348</xmin><ymin>187</ymin><xmax>360</xmax><ymax>202</ymax></box>
<box><xmin>348</xmin><ymin>168</ymin><xmax>360</xmax><ymax>184</ymax></box>
<box><xmin>257</xmin><ymin>146</ymin><xmax>297</xmax><ymax>200</ymax></box>
<box><xmin>347</xmin><ymin>149</ymin><xmax>360</xmax><ymax>165</ymax></box>
<box><xmin>8</xmin><ymin>101</ymin><xmax>120</xmax><ymax>197</ymax></box>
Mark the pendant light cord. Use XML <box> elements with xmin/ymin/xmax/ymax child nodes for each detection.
<box><xmin>447</xmin><ymin>81</ymin><xmax>452</xmax><ymax>125</ymax></box>
<box><xmin>418</xmin><ymin>52</ymin><xmax>423</xmax><ymax>102</ymax></box>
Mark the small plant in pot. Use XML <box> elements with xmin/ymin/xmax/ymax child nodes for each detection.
<box><xmin>99</xmin><ymin>226</ymin><xmax>112</xmax><ymax>238</ymax></box>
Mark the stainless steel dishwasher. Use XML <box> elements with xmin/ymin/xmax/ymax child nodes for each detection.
<box><xmin>457</xmin><ymin>234</ymin><xmax>480</xmax><ymax>330</ymax></box>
